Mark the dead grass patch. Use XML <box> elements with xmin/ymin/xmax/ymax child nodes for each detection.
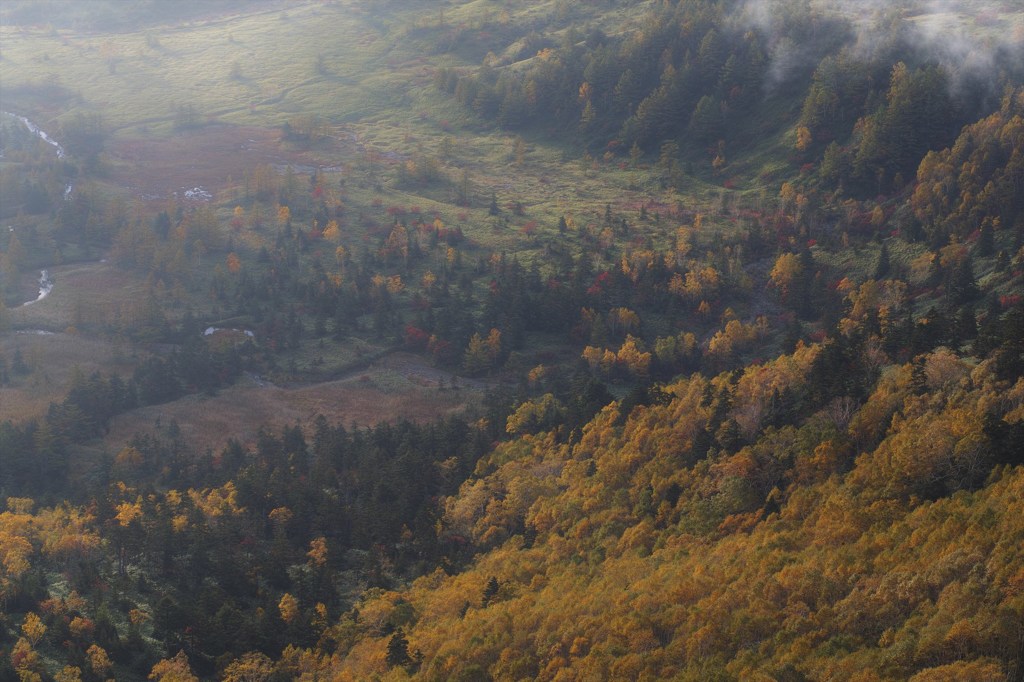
<box><xmin>107</xmin><ymin>125</ymin><xmax>325</xmax><ymax>201</ymax></box>
<box><xmin>104</xmin><ymin>352</ymin><xmax>483</xmax><ymax>454</ymax></box>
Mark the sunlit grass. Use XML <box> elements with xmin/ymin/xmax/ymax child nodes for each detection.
<box><xmin>0</xmin><ymin>3</ymin><xmax>392</xmax><ymax>132</ymax></box>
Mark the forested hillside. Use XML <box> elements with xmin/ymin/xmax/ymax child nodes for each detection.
<box><xmin>1</xmin><ymin>0</ymin><xmax>1023</xmax><ymax>679</ymax></box>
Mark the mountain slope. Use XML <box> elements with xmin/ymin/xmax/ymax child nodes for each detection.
<box><xmin>317</xmin><ymin>347</ymin><xmax>1024</xmax><ymax>680</ymax></box>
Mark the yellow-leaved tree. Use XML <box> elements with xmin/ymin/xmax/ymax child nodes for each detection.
<box><xmin>222</xmin><ymin>652</ymin><xmax>275</xmax><ymax>682</ymax></box>
<box><xmin>279</xmin><ymin>592</ymin><xmax>300</xmax><ymax>625</ymax></box>
<box><xmin>149</xmin><ymin>651</ymin><xmax>198</xmax><ymax>682</ymax></box>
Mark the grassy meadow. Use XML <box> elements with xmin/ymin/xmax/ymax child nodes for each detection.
<box><xmin>0</xmin><ymin>0</ymin><xmax>747</xmax><ymax>430</ymax></box>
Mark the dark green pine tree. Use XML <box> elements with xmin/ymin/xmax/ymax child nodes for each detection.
<box><xmin>874</xmin><ymin>241</ymin><xmax>890</xmax><ymax>279</ymax></box>
<box><xmin>386</xmin><ymin>629</ymin><xmax>411</xmax><ymax>667</ymax></box>
<box><xmin>913</xmin><ymin>306</ymin><xmax>950</xmax><ymax>354</ymax></box>
<box><xmin>947</xmin><ymin>254</ymin><xmax>979</xmax><ymax>306</ymax></box>
<box><xmin>793</xmin><ymin>246</ymin><xmax>817</xmax><ymax>320</ymax></box>
<box><xmin>955</xmin><ymin>304</ymin><xmax>977</xmax><ymax>345</ymax></box>
<box><xmin>993</xmin><ymin>308</ymin><xmax>1024</xmax><ymax>382</ymax></box>
<box><xmin>927</xmin><ymin>253</ymin><xmax>945</xmax><ymax>288</ymax></box>
<box><xmin>976</xmin><ymin>219</ymin><xmax>995</xmax><ymax>257</ymax></box>
<box><xmin>482</xmin><ymin>576</ymin><xmax>500</xmax><ymax>607</ymax></box>
<box><xmin>910</xmin><ymin>356</ymin><xmax>929</xmax><ymax>395</ymax></box>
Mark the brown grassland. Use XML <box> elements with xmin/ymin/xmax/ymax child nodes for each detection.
<box><xmin>105</xmin><ymin>125</ymin><xmax>311</xmax><ymax>201</ymax></box>
<box><xmin>102</xmin><ymin>352</ymin><xmax>486</xmax><ymax>454</ymax></box>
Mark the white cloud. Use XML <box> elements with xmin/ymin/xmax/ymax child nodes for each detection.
<box><xmin>735</xmin><ymin>0</ymin><xmax>1024</xmax><ymax>90</ymax></box>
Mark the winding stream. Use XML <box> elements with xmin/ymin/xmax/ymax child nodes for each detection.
<box><xmin>2</xmin><ymin>111</ymin><xmax>66</xmax><ymax>158</ymax></box>
<box><xmin>21</xmin><ymin>269</ymin><xmax>54</xmax><ymax>307</ymax></box>
<box><xmin>2</xmin><ymin>111</ymin><xmax>73</xmax><ymax>197</ymax></box>
<box><xmin>3</xmin><ymin>114</ymin><xmax>75</xmax><ymax>307</ymax></box>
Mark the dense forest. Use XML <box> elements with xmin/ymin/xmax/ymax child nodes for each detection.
<box><xmin>1</xmin><ymin>0</ymin><xmax>1023</xmax><ymax>679</ymax></box>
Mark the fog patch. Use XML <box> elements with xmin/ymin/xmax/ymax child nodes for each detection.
<box><xmin>736</xmin><ymin>0</ymin><xmax>1024</xmax><ymax>91</ymax></box>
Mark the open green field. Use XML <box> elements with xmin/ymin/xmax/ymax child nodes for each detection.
<box><xmin>1</xmin><ymin>2</ymin><xmax>394</xmax><ymax>133</ymax></box>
